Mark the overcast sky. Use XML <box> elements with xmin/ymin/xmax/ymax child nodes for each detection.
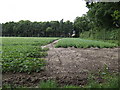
<box><xmin>0</xmin><ymin>0</ymin><xmax>88</xmax><ymax>23</ymax></box>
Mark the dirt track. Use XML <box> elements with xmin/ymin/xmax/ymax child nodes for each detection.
<box><xmin>3</xmin><ymin>40</ymin><xmax>119</xmax><ymax>87</ymax></box>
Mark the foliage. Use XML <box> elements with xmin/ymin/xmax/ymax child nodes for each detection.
<box><xmin>46</xmin><ymin>27</ymin><xmax>53</xmax><ymax>37</ymax></box>
<box><xmin>2</xmin><ymin>37</ymin><xmax>57</xmax><ymax>73</ymax></box>
<box><xmin>80</xmin><ymin>28</ymin><xmax>119</xmax><ymax>41</ymax></box>
<box><xmin>74</xmin><ymin>2</ymin><xmax>119</xmax><ymax>41</ymax></box>
<box><xmin>74</xmin><ymin>14</ymin><xmax>90</xmax><ymax>34</ymax></box>
<box><xmin>2</xmin><ymin>20</ymin><xmax>74</xmax><ymax>37</ymax></box>
<box><xmin>55</xmin><ymin>38</ymin><xmax>117</xmax><ymax>48</ymax></box>
<box><xmin>111</xmin><ymin>10</ymin><xmax>120</xmax><ymax>27</ymax></box>
<box><xmin>38</xmin><ymin>80</ymin><xmax>58</xmax><ymax>88</ymax></box>
<box><xmin>86</xmin><ymin>2</ymin><xmax>120</xmax><ymax>28</ymax></box>
<box><xmin>63</xmin><ymin>85</ymin><xmax>80</xmax><ymax>88</ymax></box>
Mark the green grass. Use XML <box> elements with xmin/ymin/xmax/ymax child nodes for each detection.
<box><xmin>38</xmin><ymin>80</ymin><xmax>58</xmax><ymax>88</ymax></box>
<box><xmin>55</xmin><ymin>38</ymin><xmax>118</xmax><ymax>48</ymax></box>
<box><xmin>103</xmin><ymin>40</ymin><xmax>119</xmax><ymax>46</ymax></box>
<box><xmin>2</xmin><ymin>37</ymin><xmax>58</xmax><ymax>73</ymax></box>
<box><xmin>84</xmin><ymin>72</ymin><xmax>119</xmax><ymax>88</ymax></box>
<box><xmin>63</xmin><ymin>85</ymin><xmax>80</xmax><ymax>88</ymax></box>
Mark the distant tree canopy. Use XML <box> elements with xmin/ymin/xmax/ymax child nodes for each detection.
<box><xmin>2</xmin><ymin>2</ymin><xmax>120</xmax><ymax>39</ymax></box>
<box><xmin>2</xmin><ymin>20</ymin><xmax>74</xmax><ymax>37</ymax></box>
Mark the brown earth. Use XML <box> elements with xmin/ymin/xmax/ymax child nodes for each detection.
<box><xmin>3</xmin><ymin>40</ymin><xmax>119</xmax><ymax>87</ymax></box>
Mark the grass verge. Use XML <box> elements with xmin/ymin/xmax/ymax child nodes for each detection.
<box><xmin>55</xmin><ymin>38</ymin><xmax>118</xmax><ymax>48</ymax></box>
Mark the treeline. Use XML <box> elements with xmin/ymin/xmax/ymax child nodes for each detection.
<box><xmin>2</xmin><ymin>2</ymin><xmax>120</xmax><ymax>40</ymax></box>
<box><xmin>2</xmin><ymin>20</ymin><xmax>75</xmax><ymax>37</ymax></box>
<box><xmin>75</xmin><ymin>2</ymin><xmax>120</xmax><ymax>40</ymax></box>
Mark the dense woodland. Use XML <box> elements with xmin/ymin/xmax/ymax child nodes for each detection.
<box><xmin>79</xmin><ymin>2</ymin><xmax>120</xmax><ymax>41</ymax></box>
<box><xmin>2</xmin><ymin>20</ymin><xmax>74</xmax><ymax>37</ymax></box>
<box><xmin>2</xmin><ymin>2</ymin><xmax>120</xmax><ymax>40</ymax></box>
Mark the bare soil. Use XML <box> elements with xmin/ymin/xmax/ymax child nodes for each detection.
<box><xmin>3</xmin><ymin>40</ymin><xmax>119</xmax><ymax>87</ymax></box>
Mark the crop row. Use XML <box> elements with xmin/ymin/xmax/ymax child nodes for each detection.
<box><xmin>55</xmin><ymin>38</ymin><xmax>117</xmax><ymax>48</ymax></box>
<box><xmin>2</xmin><ymin>37</ymin><xmax>58</xmax><ymax>73</ymax></box>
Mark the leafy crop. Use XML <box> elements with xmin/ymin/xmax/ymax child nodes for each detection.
<box><xmin>55</xmin><ymin>38</ymin><xmax>117</xmax><ymax>48</ymax></box>
<box><xmin>2</xmin><ymin>37</ymin><xmax>57</xmax><ymax>73</ymax></box>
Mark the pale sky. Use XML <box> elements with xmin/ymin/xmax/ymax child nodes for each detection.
<box><xmin>0</xmin><ymin>0</ymin><xmax>88</xmax><ymax>23</ymax></box>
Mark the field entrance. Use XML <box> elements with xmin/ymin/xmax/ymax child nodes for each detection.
<box><xmin>2</xmin><ymin>37</ymin><xmax>118</xmax><ymax>88</ymax></box>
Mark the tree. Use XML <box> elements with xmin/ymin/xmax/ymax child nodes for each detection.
<box><xmin>63</xmin><ymin>20</ymin><xmax>73</xmax><ymax>37</ymax></box>
<box><xmin>74</xmin><ymin>14</ymin><xmax>90</xmax><ymax>36</ymax></box>
<box><xmin>2</xmin><ymin>20</ymin><xmax>74</xmax><ymax>37</ymax></box>
<box><xmin>86</xmin><ymin>2</ymin><xmax>120</xmax><ymax>28</ymax></box>
<box><xmin>59</xmin><ymin>19</ymin><xmax>64</xmax><ymax>36</ymax></box>
<box><xmin>2</xmin><ymin>21</ymin><xmax>15</xmax><ymax>36</ymax></box>
<box><xmin>50</xmin><ymin>21</ymin><xmax>60</xmax><ymax>37</ymax></box>
<box><xmin>111</xmin><ymin>10</ymin><xmax>120</xmax><ymax>27</ymax></box>
<box><xmin>46</xmin><ymin>27</ymin><xmax>54</xmax><ymax>37</ymax></box>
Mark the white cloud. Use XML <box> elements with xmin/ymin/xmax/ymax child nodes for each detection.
<box><xmin>0</xmin><ymin>0</ymin><xmax>88</xmax><ymax>23</ymax></box>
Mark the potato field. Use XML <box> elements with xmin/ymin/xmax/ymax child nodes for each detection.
<box><xmin>2</xmin><ymin>37</ymin><xmax>119</xmax><ymax>88</ymax></box>
<box><xmin>2</xmin><ymin>37</ymin><xmax>58</xmax><ymax>73</ymax></box>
